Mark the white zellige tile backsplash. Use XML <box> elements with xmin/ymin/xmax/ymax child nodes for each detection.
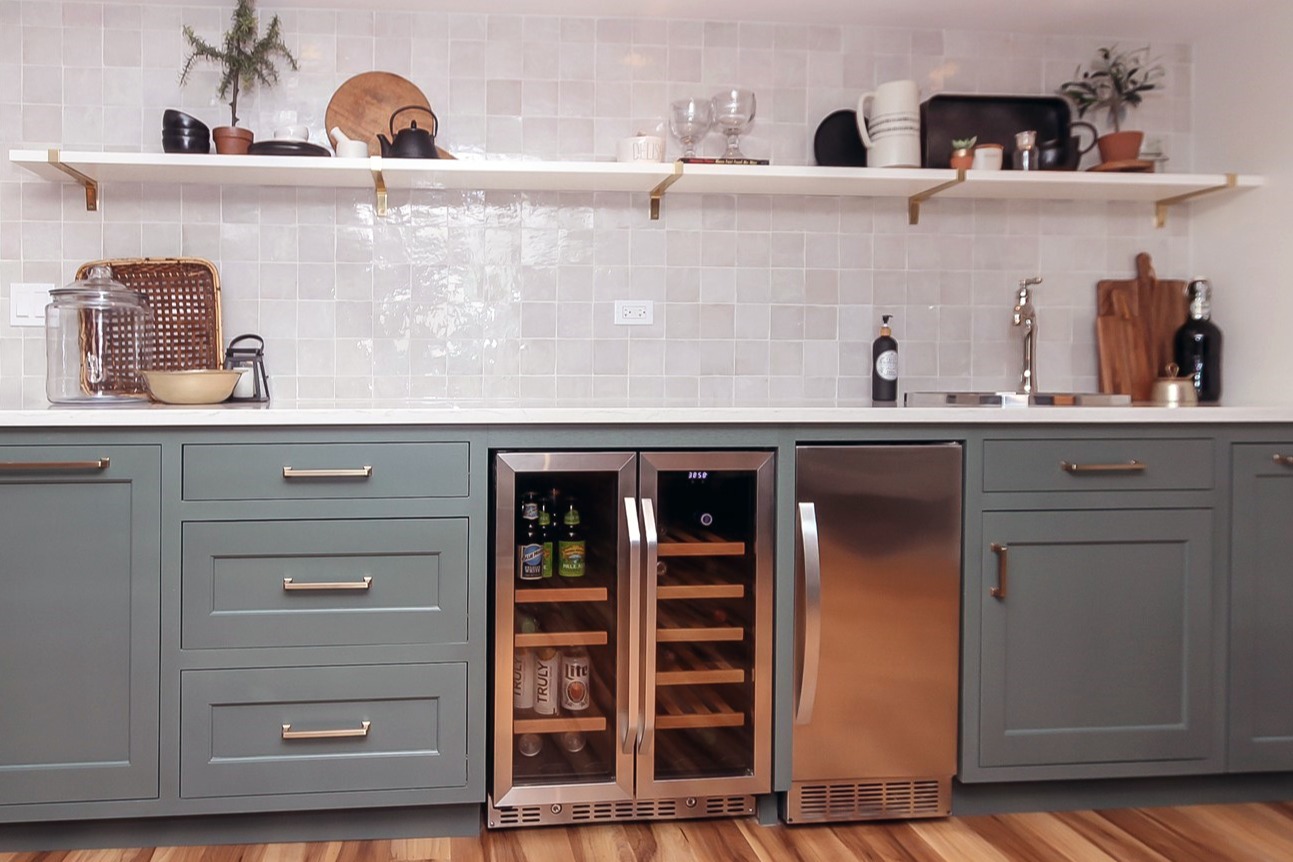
<box><xmin>0</xmin><ymin>1</ymin><xmax>1195</xmax><ymax>406</ymax></box>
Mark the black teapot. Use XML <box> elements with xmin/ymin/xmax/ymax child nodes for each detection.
<box><xmin>1038</xmin><ymin>121</ymin><xmax>1098</xmax><ymax>171</ymax></box>
<box><xmin>377</xmin><ymin>105</ymin><xmax>441</xmax><ymax>159</ymax></box>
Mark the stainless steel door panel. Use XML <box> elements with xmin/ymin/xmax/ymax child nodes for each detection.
<box><xmin>793</xmin><ymin>445</ymin><xmax>962</xmax><ymax>783</ymax></box>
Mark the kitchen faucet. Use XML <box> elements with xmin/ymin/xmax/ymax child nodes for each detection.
<box><xmin>1013</xmin><ymin>277</ymin><xmax>1043</xmax><ymax>395</ymax></box>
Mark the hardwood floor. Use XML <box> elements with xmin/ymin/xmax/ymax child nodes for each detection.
<box><xmin>4</xmin><ymin>803</ymin><xmax>1293</xmax><ymax>862</ymax></box>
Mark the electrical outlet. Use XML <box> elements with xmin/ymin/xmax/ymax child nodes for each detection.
<box><xmin>9</xmin><ymin>283</ymin><xmax>53</xmax><ymax>327</ymax></box>
<box><xmin>614</xmin><ymin>300</ymin><xmax>653</xmax><ymax>326</ymax></box>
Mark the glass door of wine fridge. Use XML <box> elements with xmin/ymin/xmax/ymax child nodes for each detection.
<box><xmin>490</xmin><ymin>450</ymin><xmax>773</xmax><ymax>827</ymax></box>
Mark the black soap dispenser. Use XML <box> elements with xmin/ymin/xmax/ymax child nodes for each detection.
<box><xmin>872</xmin><ymin>314</ymin><xmax>898</xmax><ymax>405</ymax></box>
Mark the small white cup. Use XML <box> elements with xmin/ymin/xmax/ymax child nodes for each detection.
<box><xmin>617</xmin><ymin>135</ymin><xmax>665</xmax><ymax>163</ymax></box>
<box><xmin>274</xmin><ymin>124</ymin><xmax>309</xmax><ymax>142</ymax></box>
<box><xmin>972</xmin><ymin>144</ymin><xmax>1004</xmax><ymax>171</ymax></box>
<box><xmin>336</xmin><ymin>139</ymin><xmax>370</xmax><ymax>158</ymax></box>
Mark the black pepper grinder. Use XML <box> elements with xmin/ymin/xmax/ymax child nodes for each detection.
<box><xmin>1172</xmin><ymin>279</ymin><xmax>1222</xmax><ymax>403</ymax></box>
<box><xmin>872</xmin><ymin>314</ymin><xmax>898</xmax><ymax>405</ymax></box>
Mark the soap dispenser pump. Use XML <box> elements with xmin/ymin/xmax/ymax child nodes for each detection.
<box><xmin>872</xmin><ymin>314</ymin><xmax>898</xmax><ymax>405</ymax></box>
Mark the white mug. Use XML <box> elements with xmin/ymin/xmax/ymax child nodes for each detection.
<box><xmin>617</xmin><ymin>135</ymin><xmax>665</xmax><ymax>163</ymax></box>
<box><xmin>274</xmin><ymin>124</ymin><xmax>309</xmax><ymax>142</ymax></box>
<box><xmin>856</xmin><ymin>80</ymin><xmax>921</xmax><ymax>168</ymax></box>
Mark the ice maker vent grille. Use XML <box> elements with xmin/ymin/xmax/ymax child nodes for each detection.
<box><xmin>791</xmin><ymin>779</ymin><xmax>948</xmax><ymax>822</ymax></box>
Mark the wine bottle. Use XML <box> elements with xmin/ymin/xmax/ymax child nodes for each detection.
<box><xmin>1173</xmin><ymin>279</ymin><xmax>1223</xmax><ymax>403</ymax></box>
<box><xmin>872</xmin><ymin>315</ymin><xmax>898</xmax><ymax>405</ymax></box>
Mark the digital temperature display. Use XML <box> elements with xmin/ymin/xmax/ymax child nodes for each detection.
<box><xmin>687</xmin><ymin>471</ymin><xmax>708</xmax><ymax>480</ymax></box>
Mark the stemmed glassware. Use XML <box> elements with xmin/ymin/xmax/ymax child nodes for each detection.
<box><xmin>711</xmin><ymin>88</ymin><xmax>756</xmax><ymax>160</ymax></box>
<box><xmin>669</xmin><ymin>98</ymin><xmax>712</xmax><ymax>159</ymax></box>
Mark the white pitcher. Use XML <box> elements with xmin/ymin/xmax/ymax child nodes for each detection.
<box><xmin>857</xmin><ymin>80</ymin><xmax>922</xmax><ymax>168</ymax></box>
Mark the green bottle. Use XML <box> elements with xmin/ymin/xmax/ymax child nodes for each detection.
<box><xmin>538</xmin><ymin>500</ymin><xmax>555</xmax><ymax>579</ymax></box>
<box><xmin>557</xmin><ymin>501</ymin><xmax>586</xmax><ymax>578</ymax></box>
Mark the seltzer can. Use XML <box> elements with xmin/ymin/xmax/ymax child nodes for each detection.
<box><xmin>513</xmin><ymin>648</ymin><xmax>536</xmax><ymax>710</ymax></box>
<box><xmin>561</xmin><ymin>647</ymin><xmax>591</xmax><ymax>711</ymax></box>
<box><xmin>535</xmin><ymin>647</ymin><xmax>561</xmax><ymax>716</ymax></box>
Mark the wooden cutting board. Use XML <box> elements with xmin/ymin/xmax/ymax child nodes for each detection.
<box><xmin>1096</xmin><ymin>252</ymin><xmax>1188</xmax><ymax>402</ymax></box>
<box><xmin>325</xmin><ymin>71</ymin><xmax>454</xmax><ymax>158</ymax></box>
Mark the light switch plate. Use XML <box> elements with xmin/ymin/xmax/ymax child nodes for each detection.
<box><xmin>9</xmin><ymin>283</ymin><xmax>53</xmax><ymax>327</ymax></box>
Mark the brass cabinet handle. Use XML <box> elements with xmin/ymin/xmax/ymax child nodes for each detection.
<box><xmin>1060</xmin><ymin>460</ymin><xmax>1145</xmax><ymax>474</ymax></box>
<box><xmin>282</xmin><ymin>466</ymin><xmax>373</xmax><ymax>479</ymax></box>
<box><xmin>281</xmin><ymin>720</ymin><xmax>371</xmax><ymax>740</ymax></box>
<box><xmin>283</xmin><ymin>576</ymin><xmax>373</xmax><ymax>591</ymax></box>
<box><xmin>0</xmin><ymin>458</ymin><xmax>110</xmax><ymax>472</ymax></box>
<box><xmin>1274</xmin><ymin>455</ymin><xmax>1293</xmax><ymax>467</ymax></box>
<box><xmin>990</xmin><ymin>543</ymin><xmax>1008</xmax><ymax>599</ymax></box>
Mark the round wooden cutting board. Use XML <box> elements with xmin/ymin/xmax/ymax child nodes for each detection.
<box><xmin>325</xmin><ymin>71</ymin><xmax>454</xmax><ymax>158</ymax></box>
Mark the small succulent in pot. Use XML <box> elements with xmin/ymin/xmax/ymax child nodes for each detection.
<box><xmin>950</xmin><ymin>136</ymin><xmax>977</xmax><ymax>170</ymax></box>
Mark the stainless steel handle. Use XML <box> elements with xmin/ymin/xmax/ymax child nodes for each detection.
<box><xmin>281</xmin><ymin>720</ymin><xmax>371</xmax><ymax>740</ymax></box>
<box><xmin>1274</xmin><ymin>455</ymin><xmax>1293</xmax><ymax>467</ymax></box>
<box><xmin>622</xmin><ymin>496</ymin><xmax>642</xmax><ymax>756</ymax></box>
<box><xmin>282</xmin><ymin>466</ymin><xmax>373</xmax><ymax>479</ymax></box>
<box><xmin>795</xmin><ymin>502</ymin><xmax>823</xmax><ymax>726</ymax></box>
<box><xmin>0</xmin><ymin>458</ymin><xmax>110</xmax><ymax>472</ymax></box>
<box><xmin>283</xmin><ymin>576</ymin><xmax>372</xmax><ymax>591</ymax></box>
<box><xmin>990</xmin><ymin>543</ymin><xmax>1008</xmax><ymax>599</ymax></box>
<box><xmin>1060</xmin><ymin>460</ymin><xmax>1145</xmax><ymax>474</ymax></box>
<box><xmin>639</xmin><ymin>497</ymin><xmax>659</xmax><ymax>756</ymax></box>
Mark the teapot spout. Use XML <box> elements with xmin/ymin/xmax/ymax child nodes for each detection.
<box><xmin>376</xmin><ymin>134</ymin><xmax>392</xmax><ymax>158</ymax></box>
<box><xmin>330</xmin><ymin>126</ymin><xmax>351</xmax><ymax>144</ymax></box>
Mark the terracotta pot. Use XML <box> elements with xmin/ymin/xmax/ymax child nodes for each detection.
<box><xmin>1096</xmin><ymin>130</ymin><xmax>1144</xmax><ymax>164</ymax></box>
<box><xmin>212</xmin><ymin>126</ymin><xmax>254</xmax><ymax>155</ymax></box>
<box><xmin>949</xmin><ymin>149</ymin><xmax>974</xmax><ymax>170</ymax></box>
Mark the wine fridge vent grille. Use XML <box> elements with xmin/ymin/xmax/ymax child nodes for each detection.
<box><xmin>494</xmin><ymin>805</ymin><xmax>543</xmax><ymax>826</ymax></box>
<box><xmin>706</xmin><ymin>796</ymin><xmax>752</xmax><ymax>815</ymax></box>
<box><xmin>791</xmin><ymin>779</ymin><xmax>948</xmax><ymax>822</ymax></box>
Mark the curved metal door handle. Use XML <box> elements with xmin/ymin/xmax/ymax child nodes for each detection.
<box><xmin>795</xmin><ymin>502</ymin><xmax>823</xmax><ymax>726</ymax></box>
<box><xmin>622</xmin><ymin>496</ymin><xmax>642</xmax><ymax>756</ymax></box>
<box><xmin>639</xmin><ymin>497</ymin><xmax>659</xmax><ymax>756</ymax></box>
<box><xmin>990</xmin><ymin>543</ymin><xmax>1009</xmax><ymax>599</ymax></box>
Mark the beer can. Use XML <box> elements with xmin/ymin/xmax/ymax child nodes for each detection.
<box><xmin>560</xmin><ymin>730</ymin><xmax>586</xmax><ymax>753</ymax></box>
<box><xmin>534</xmin><ymin>647</ymin><xmax>561</xmax><ymax>716</ymax></box>
<box><xmin>513</xmin><ymin>647</ymin><xmax>535</xmax><ymax>710</ymax></box>
<box><xmin>561</xmin><ymin>647</ymin><xmax>591</xmax><ymax>712</ymax></box>
<box><xmin>518</xmin><ymin>733</ymin><xmax>543</xmax><ymax>757</ymax></box>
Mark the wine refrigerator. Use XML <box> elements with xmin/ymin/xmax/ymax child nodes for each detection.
<box><xmin>489</xmin><ymin>450</ymin><xmax>774</xmax><ymax>827</ymax></box>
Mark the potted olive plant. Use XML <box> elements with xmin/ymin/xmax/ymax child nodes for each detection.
<box><xmin>179</xmin><ymin>0</ymin><xmax>297</xmax><ymax>154</ymax></box>
<box><xmin>1059</xmin><ymin>45</ymin><xmax>1164</xmax><ymax>166</ymax></box>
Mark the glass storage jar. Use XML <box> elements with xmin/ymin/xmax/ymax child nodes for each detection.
<box><xmin>45</xmin><ymin>265</ymin><xmax>155</xmax><ymax>403</ymax></box>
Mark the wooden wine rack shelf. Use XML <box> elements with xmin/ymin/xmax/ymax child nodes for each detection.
<box><xmin>657</xmin><ymin>583</ymin><xmax>744</xmax><ymax>600</ymax></box>
<box><xmin>515</xmin><ymin>586</ymin><xmax>609</xmax><ymax>604</ymax></box>
<box><xmin>655</xmin><ymin>712</ymin><xmax>745</xmax><ymax>729</ymax></box>
<box><xmin>656</xmin><ymin>668</ymin><xmax>746</xmax><ymax>686</ymax></box>
<box><xmin>515</xmin><ymin>630</ymin><xmax>609</xmax><ymax>648</ymax></box>
<box><xmin>656</xmin><ymin>687</ymin><xmax>747</xmax><ymax>729</ymax></box>
<box><xmin>657</xmin><ymin>541</ymin><xmax>746</xmax><ymax>558</ymax></box>
<box><xmin>657</xmin><ymin>626</ymin><xmax>744</xmax><ymax>643</ymax></box>
<box><xmin>513</xmin><ymin>714</ymin><xmax>608</xmax><ymax>734</ymax></box>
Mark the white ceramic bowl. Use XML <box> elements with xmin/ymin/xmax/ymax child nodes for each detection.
<box><xmin>143</xmin><ymin>369</ymin><xmax>241</xmax><ymax>405</ymax></box>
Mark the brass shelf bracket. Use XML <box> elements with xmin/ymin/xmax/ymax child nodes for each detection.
<box><xmin>649</xmin><ymin>162</ymin><xmax>685</xmax><ymax>220</ymax></box>
<box><xmin>372</xmin><ymin>165</ymin><xmax>388</xmax><ymax>217</ymax></box>
<box><xmin>1155</xmin><ymin>173</ymin><xmax>1238</xmax><ymax>228</ymax></box>
<box><xmin>48</xmin><ymin>149</ymin><xmax>98</xmax><ymax>211</ymax></box>
<box><xmin>908</xmin><ymin>169</ymin><xmax>966</xmax><ymax>225</ymax></box>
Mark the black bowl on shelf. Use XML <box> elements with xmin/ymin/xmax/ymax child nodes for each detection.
<box><xmin>162</xmin><ymin>129</ymin><xmax>211</xmax><ymax>154</ymax></box>
<box><xmin>162</xmin><ymin>109</ymin><xmax>210</xmax><ymax>135</ymax></box>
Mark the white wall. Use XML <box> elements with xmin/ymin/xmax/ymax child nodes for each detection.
<box><xmin>1191</xmin><ymin>6</ymin><xmax>1293</xmax><ymax>405</ymax></box>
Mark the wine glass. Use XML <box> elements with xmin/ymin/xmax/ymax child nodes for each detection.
<box><xmin>669</xmin><ymin>98</ymin><xmax>712</xmax><ymax>159</ymax></box>
<box><xmin>711</xmin><ymin>88</ymin><xmax>756</xmax><ymax>160</ymax></box>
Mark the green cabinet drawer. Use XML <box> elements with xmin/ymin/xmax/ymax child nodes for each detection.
<box><xmin>182</xmin><ymin>442</ymin><xmax>469</xmax><ymax>501</ymax></box>
<box><xmin>181</xmin><ymin>519</ymin><xmax>468</xmax><ymax>649</ymax></box>
<box><xmin>982</xmin><ymin>438</ymin><xmax>1213</xmax><ymax>493</ymax></box>
<box><xmin>180</xmin><ymin>664</ymin><xmax>467</xmax><ymax>799</ymax></box>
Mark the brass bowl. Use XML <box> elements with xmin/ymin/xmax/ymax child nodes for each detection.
<box><xmin>143</xmin><ymin>369</ymin><xmax>240</xmax><ymax>405</ymax></box>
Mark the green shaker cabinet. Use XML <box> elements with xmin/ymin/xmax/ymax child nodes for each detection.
<box><xmin>1229</xmin><ymin>443</ymin><xmax>1293</xmax><ymax>771</ymax></box>
<box><xmin>0</xmin><ymin>446</ymin><xmax>160</xmax><ymax>807</ymax></box>
<box><xmin>973</xmin><ymin>508</ymin><xmax>1215</xmax><ymax>779</ymax></box>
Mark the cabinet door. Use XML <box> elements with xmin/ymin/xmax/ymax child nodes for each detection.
<box><xmin>1230</xmin><ymin>445</ymin><xmax>1293</xmax><ymax>771</ymax></box>
<box><xmin>0</xmin><ymin>446</ymin><xmax>160</xmax><ymax>805</ymax></box>
<box><xmin>977</xmin><ymin>509</ymin><xmax>1213</xmax><ymax>775</ymax></box>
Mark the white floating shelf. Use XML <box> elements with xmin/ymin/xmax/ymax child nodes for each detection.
<box><xmin>8</xmin><ymin>149</ymin><xmax>1263</xmax><ymax>226</ymax></box>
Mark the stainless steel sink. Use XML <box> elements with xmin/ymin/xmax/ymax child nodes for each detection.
<box><xmin>903</xmin><ymin>391</ymin><xmax>1133</xmax><ymax>408</ymax></box>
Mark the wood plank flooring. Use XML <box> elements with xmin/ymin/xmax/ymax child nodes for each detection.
<box><xmin>4</xmin><ymin>803</ymin><xmax>1293</xmax><ymax>862</ymax></box>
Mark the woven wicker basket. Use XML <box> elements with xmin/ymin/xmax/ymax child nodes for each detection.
<box><xmin>75</xmin><ymin>258</ymin><xmax>223</xmax><ymax>374</ymax></box>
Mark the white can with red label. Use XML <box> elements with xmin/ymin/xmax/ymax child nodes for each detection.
<box><xmin>561</xmin><ymin>647</ymin><xmax>591</xmax><ymax>711</ymax></box>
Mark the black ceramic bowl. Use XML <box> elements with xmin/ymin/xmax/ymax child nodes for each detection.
<box><xmin>162</xmin><ymin>109</ymin><xmax>209</xmax><ymax>134</ymax></box>
<box><xmin>162</xmin><ymin>129</ymin><xmax>211</xmax><ymax>154</ymax></box>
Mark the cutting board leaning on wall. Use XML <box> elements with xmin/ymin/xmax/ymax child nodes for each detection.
<box><xmin>1096</xmin><ymin>252</ymin><xmax>1189</xmax><ymax>403</ymax></box>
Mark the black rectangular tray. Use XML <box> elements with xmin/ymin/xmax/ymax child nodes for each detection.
<box><xmin>921</xmin><ymin>94</ymin><xmax>1071</xmax><ymax>169</ymax></box>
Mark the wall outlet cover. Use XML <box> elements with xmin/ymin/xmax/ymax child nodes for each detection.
<box><xmin>614</xmin><ymin>300</ymin><xmax>653</xmax><ymax>325</ymax></box>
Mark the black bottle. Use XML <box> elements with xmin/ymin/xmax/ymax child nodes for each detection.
<box><xmin>1173</xmin><ymin>279</ymin><xmax>1223</xmax><ymax>403</ymax></box>
<box><xmin>872</xmin><ymin>314</ymin><xmax>898</xmax><ymax>405</ymax></box>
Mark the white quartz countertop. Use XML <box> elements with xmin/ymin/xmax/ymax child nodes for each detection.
<box><xmin>4</xmin><ymin>401</ymin><xmax>1293</xmax><ymax>428</ymax></box>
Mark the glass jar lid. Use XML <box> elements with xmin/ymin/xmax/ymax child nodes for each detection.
<box><xmin>51</xmin><ymin>265</ymin><xmax>149</xmax><ymax>308</ymax></box>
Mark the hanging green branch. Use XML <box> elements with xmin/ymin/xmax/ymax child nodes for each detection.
<box><xmin>179</xmin><ymin>0</ymin><xmax>298</xmax><ymax>128</ymax></box>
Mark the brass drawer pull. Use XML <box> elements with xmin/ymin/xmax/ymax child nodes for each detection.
<box><xmin>282</xmin><ymin>466</ymin><xmax>373</xmax><ymax>479</ymax></box>
<box><xmin>1060</xmin><ymin>460</ymin><xmax>1145</xmax><ymax>474</ymax></box>
<box><xmin>0</xmin><ymin>458</ymin><xmax>110</xmax><ymax>472</ymax></box>
<box><xmin>283</xmin><ymin>576</ymin><xmax>373</xmax><ymax>591</ymax></box>
<box><xmin>1274</xmin><ymin>455</ymin><xmax>1293</xmax><ymax>467</ymax></box>
<box><xmin>990</xmin><ymin>543</ymin><xmax>1008</xmax><ymax>599</ymax></box>
<box><xmin>281</xmin><ymin>720</ymin><xmax>371</xmax><ymax>740</ymax></box>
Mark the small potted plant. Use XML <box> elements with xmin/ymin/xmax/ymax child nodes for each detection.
<box><xmin>1059</xmin><ymin>45</ymin><xmax>1164</xmax><ymax>166</ymax></box>
<box><xmin>179</xmin><ymin>0</ymin><xmax>297</xmax><ymax>154</ymax></box>
<box><xmin>949</xmin><ymin>137</ymin><xmax>976</xmax><ymax>170</ymax></box>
